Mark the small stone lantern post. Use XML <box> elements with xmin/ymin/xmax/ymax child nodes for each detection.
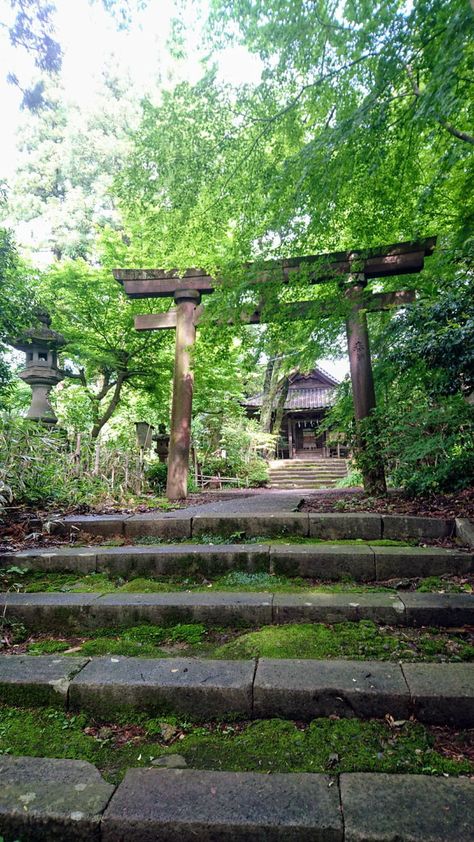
<box><xmin>11</xmin><ymin>311</ymin><xmax>66</xmax><ymax>425</ymax></box>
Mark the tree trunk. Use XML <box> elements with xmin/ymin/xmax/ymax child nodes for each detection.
<box><xmin>260</xmin><ymin>357</ymin><xmax>277</xmax><ymax>433</ymax></box>
<box><xmin>271</xmin><ymin>374</ymin><xmax>290</xmax><ymax>455</ymax></box>
<box><xmin>90</xmin><ymin>375</ymin><xmax>125</xmax><ymax>439</ymax></box>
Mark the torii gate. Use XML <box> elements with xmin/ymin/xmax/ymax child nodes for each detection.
<box><xmin>114</xmin><ymin>237</ymin><xmax>436</xmax><ymax>499</ymax></box>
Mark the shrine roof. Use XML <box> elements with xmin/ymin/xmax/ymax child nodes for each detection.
<box><xmin>244</xmin><ymin>367</ymin><xmax>339</xmax><ymax>411</ymax></box>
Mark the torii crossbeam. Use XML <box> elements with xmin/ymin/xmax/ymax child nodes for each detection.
<box><xmin>114</xmin><ymin>237</ymin><xmax>436</xmax><ymax>498</ymax></box>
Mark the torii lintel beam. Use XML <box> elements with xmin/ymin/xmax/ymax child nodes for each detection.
<box><xmin>134</xmin><ymin>290</ymin><xmax>417</xmax><ymax>332</ymax></box>
<box><xmin>113</xmin><ymin>237</ymin><xmax>436</xmax><ymax>299</ymax></box>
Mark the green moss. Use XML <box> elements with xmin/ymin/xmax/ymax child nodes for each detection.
<box><xmin>27</xmin><ymin>640</ymin><xmax>71</xmax><ymax>656</ymax></box>
<box><xmin>0</xmin><ymin>707</ymin><xmax>471</xmax><ymax>782</ymax></box>
<box><xmin>3</xmin><ymin>569</ymin><xmax>466</xmax><ymax>597</ymax></box>
<box><xmin>168</xmin><ymin>718</ymin><xmax>472</xmax><ymax>776</ymax></box>
<box><xmin>417</xmin><ymin>576</ymin><xmax>471</xmax><ymax>594</ymax></box>
<box><xmin>213</xmin><ymin>621</ymin><xmax>474</xmax><ymax>662</ymax></box>
<box><xmin>79</xmin><ymin>638</ymin><xmax>165</xmax><ymax>657</ymax></box>
<box><xmin>132</xmin><ymin>535</ymin><xmax>415</xmax><ymax>547</ymax></box>
<box><xmin>19</xmin><ymin>621</ymin><xmax>474</xmax><ymax>662</ymax></box>
<box><xmin>70</xmin><ymin>623</ymin><xmax>208</xmax><ymax>658</ymax></box>
<box><xmin>1</xmin><ymin>571</ymin><xmax>117</xmax><ymax>594</ymax></box>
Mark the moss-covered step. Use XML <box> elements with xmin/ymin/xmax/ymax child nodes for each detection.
<box><xmin>1</xmin><ymin>590</ymin><xmax>473</xmax><ymax>633</ymax></box>
<box><xmin>48</xmin><ymin>511</ymin><xmax>457</xmax><ymax>541</ymax></box>
<box><xmin>3</xmin><ymin>543</ymin><xmax>472</xmax><ymax>580</ymax></box>
<box><xmin>0</xmin><ymin>755</ymin><xmax>114</xmax><ymax>842</ymax></box>
<box><xmin>1</xmin><ymin>655</ymin><xmax>473</xmax><ymax>725</ymax></box>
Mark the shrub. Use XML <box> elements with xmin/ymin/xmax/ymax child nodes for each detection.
<box><xmin>145</xmin><ymin>460</ymin><xmax>168</xmax><ymax>492</ymax></box>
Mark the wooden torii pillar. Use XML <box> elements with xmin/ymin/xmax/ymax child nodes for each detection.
<box><xmin>114</xmin><ymin>237</ymin><xmax>435</xmax><ymax>499</ymax></box>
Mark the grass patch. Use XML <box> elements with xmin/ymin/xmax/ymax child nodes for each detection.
<box><xmin>213</xmin><ymin>621</ymin><xmax>474</xmax><ymax>662</ymax></box>
<box><xmin>0</xmin><ymin>707</ymin><xmax>471</xmax><ymax>782</ymax></box>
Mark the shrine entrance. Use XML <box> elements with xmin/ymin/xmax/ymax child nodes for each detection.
<box><xmin>293</xmin><ymin>418</ymin><xmax>327</xmax><ymax>458</ymax></box>
<box><xmin>114</xmin><ymin>237</ymin><xmax>436</xmax><ymax>499</ymax></box>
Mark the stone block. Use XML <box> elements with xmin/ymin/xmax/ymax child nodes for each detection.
<box><xmin>309</xmin><ymin>513</ymin><xmax>382</xmax><ymax>540</ymax></box>
<box><xmin>374</xmin><ymin>546</ymin><xmax>473</xmax><ymax>580</ymax></box>
<box><xmin>124</xmin><ymin>514</ymin><xmax>192</xmax><ymax>540</ymax></box>
<box><xmin>253</xmin><ymin>659</ymin><xmax>410</xmax><ymax>720</ymax></box>
<box><xmin>403</xmin><ymin>662</ymin><xmax>474</xmax><ymax>725</ymax></box>
<box><xmin>0</xmin><ymin>655</ymin><xmax>88</xmax><ymax>708</ymax></box>
<box><xmin>11</xmin><ymin>547</ymin><xmax>97</xmax><ymax>574</ymax></box>
<box><xmin>0</xmin><ymin>592</ymin><xmax>102</xmax><ymax>632</ymax></box>
<box><xmin>94</xmin><ymin>591</ymin><xmax>273</xmax><ymax>628</ymax></box>
<box><xmin>400</xmin><ymin>592</ymin><xmax>474</xmax><ymax>628</ymax></box>
<box><xmin>102</xmin><ymin>768</ymin><xmax>342</xmax><ymax>842</ymax></box>
<box><xmin>382</xmin><ymin>515</ymin><xmax>454</xmax><ymax>540</ymax></box>
<box><xmin>0</xmin><ymin>755</ymin><xmax>114</xmax><ymax>842</ymax></box>
<box><xmin>95</xmin><ymin>544</ymin><xmax>269</xmax><ymax>578</ymax></box>
<box><xmin>69</xmin><ymin>656</ymin><xmax>255</xmax><ymax>718</ymax></box>
<box><xmin>60</xmin><ymin>514</ymin><xmax>127</xmax><ymax>538</ymax></box>
<box><xmin>455</xmin><ymin>517</ymin><xmax>474</xmax><ymax>548</ymax></box>
<box><xmin>192</xmin><ymin>513</ymin><xmax>309</xmax><ymax>539</ymax></box>
<box><xmin>270</xmin><ymin>544</ymin><xmax>375</xmax><ymax>581</ymax></box>
<box><xmin>273</xmin><ymin>592</ymin><xmax>404</xmax><ymax>625</ymax></box>
<box><xmin>341</xmin><ymin>773</ymin><xmax>474</xmax><ymax>842</ymax></box>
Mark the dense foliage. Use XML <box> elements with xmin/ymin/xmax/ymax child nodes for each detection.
<box><xmin>1</xmin><ymin>0</ymin><xmax>472</xmax><ymax>503</ymax></box>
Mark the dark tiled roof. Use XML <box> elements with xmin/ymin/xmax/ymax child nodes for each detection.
<box><xmin>245</xmin><ymin>386</ymin><xmax>336</xmax><ymax>410</ymax></box>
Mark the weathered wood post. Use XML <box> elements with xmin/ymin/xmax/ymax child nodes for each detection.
<box><xmin>166</xmin><ymin>289</ymin><xmax>201</xmax><ymax>499</ymax></box>
<box><xmin>346</xmin><ymin>278</ymin><xmax>386</xmax><ymax>494</ymax></box>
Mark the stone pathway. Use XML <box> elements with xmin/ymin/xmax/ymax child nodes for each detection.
<box><xmin>1</xmin><ymin>590</ymin><xmax>473</xmax><ymax>631</ymax></box>
<box><xmin>2</xmin><ymin>758</ymin><xmax>473</xmax><ymax>841</ymax></box>
<box><xmin>1</xmin><ymin>654</ymin><xmax>472</xmax><ymax>726</ymax></box>
<box><xmin>153</xmin><ymin>489</ymin><xmax>307</xmax><ymax>517</ymax></box>
<box><xmin>1</xmin><ymin>507</ymin><xmax>472</xmax><ymax>841</ymax></box>
<box><xmin>3</xmin><ymin>542</ymin><xmax>472</xmax><ymax>580</ymax></box>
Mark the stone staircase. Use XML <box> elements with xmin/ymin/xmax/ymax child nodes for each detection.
<box><xmin>268</xmin><ymin>458</ymin><xmax>349</xmax><ymax>488</ymax></box>
<box><xmin>1</xmin><ymin>509</ymin><xmax>473</xmax><ymax>840</ymax></box>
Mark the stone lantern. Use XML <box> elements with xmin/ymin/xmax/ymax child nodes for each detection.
<box><xmin>153</xmin><ymin>423</ymin><xmax>170</xmax><ymax>463</ymax></box>
<box><xmin>11</xmin><ymin>310</ymin><xmax>66</xmax><ymax>425</ymax></box>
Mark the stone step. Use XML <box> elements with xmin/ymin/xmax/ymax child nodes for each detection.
<box><xmin>269</xmin><ymin>463</ymin><xmax>347</xmax><ymax>475</ymax></box>
<box><xmin>1</xmin><ymin>655</ymin><xmax>472</xmax><ymax>725</ymax></box>
<box><xmin>268</xmin><ymin>474</ymin><xmax>347</xmax><ymax>479</ymax></box>
<box><xmin>269</xmin><ymin>477</ymin><xmax>346</xmax><ymax>483</ymax></box>
<box><xmin>269</xmin><ymin>459</ymin><xmax>349</xmax><ymax>467</ymax></box>
<box><xmin>31</xmin><ymin>511</ymin><xmax>456</xmax><ymax>541</ymax></box>
<box><xmin>4</xmin><ymin>542</ymin><xmax>471</xmax><ymax>581</ymax></box>
<box><xmin>269</xmin><ymin>465</ymin><xmax>348</xmax><ymax>472</ymax></box>
<box><xmin>3</xmin><ymin>759</ymin><xmax>472</xmax><ymax>842</ymax></box>
<box><xmin>269</xmin><ymin>482</ymin><xmax>342</xmax><ymax>489</ymax></box>
<box><xmin>1</xmin><ymin>590</ymin><xmax>473</xmax><ymax>632</ymax></box>
<box><xmin>0</xmin><ymin>755</ymin><xmax>114</xmax><ymax>842</ymax></box>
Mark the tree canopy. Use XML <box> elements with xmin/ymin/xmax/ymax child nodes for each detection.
<box><xmin>1</xmin><ymin>0</ymin><xmax>473</xmax><ymax>497</ymax></box>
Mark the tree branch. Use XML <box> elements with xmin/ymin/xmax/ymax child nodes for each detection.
<box><xmin>406</xmin><ymin>65</ymin><xmax>474</xmax><ymax>145</ymax></box>
<box><xmin>90</xmin><ymin>373</ymin><xmax>125</xmax><ymax>439</ymax></box>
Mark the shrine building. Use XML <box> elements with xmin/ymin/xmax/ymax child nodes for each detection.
<box><xmin>244</xmin><ymin>367</ymin><xmax>349</xmax><ymax>460</ymax></box>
